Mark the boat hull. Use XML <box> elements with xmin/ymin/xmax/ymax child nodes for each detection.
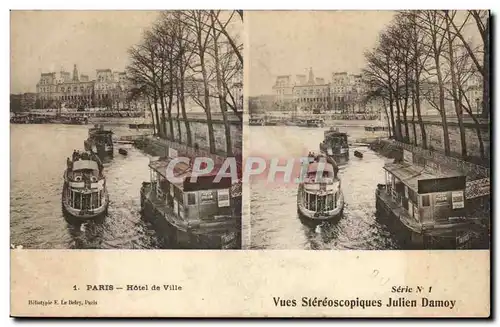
<box><xmin>374</xmin><ymin>187</ymin><xmax>484</xmax><ymax>249</ymax></box>
<box><xmin>297</xmin><ymin>191</ymin><xmax>345</xmax><ymax>221</ymax></box>
<box><xmin>61</xmin><ymin>184</ymin><xmax>109</xmax><ymax>224</ymax></box>
<box><xmin>62</xmin><ymin>200</ymin><xmax>108</xmax><ymax>221</ymax></box>
<box><xmin>140</xmin><ymin>182</ymin><xmax>241</xmax><ymax>249</ymax></box>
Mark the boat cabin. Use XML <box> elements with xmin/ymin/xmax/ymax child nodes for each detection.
<box><xmin>382</xmin><ymin>152</ymin><xmax>467</xmax><ymax>226</ymax></box>
<box><xmin>64</xmin><ymin>156</ymin><xmax>105</xmax><ymax>212</ymax></box>
<box><xmin>365</xmin><ymin>125</ymin><xmax>388</xmax><ymax>132</ymax></box>
<box><xmin>148</xmin><ymin>158</ymin><xmax>233</xmax><ymax>222</ymax></box>
<box><xmin>306</xmin><ymin>119</ymin><xmax>324</xmax><ymax>127</ymax></box>
<box><xmin>249</xmin><ymin>117</ymin><xmax>264</xmax><ymax>125</ymax></box>
<box><xmin>299</xmin><ymin>160</ymin><xmax>341</xmax><ymax>213</ymax></box>
<box><xmin>322</xmin><ymin>130</ymin><xmax>348</xmax><ymax>154</ymax></box>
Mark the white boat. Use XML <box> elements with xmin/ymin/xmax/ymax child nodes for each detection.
<box><xmin>61</xmin><ymin>152</ymin><xmax>109</xmax><ymax>224</ymax></box>
<box><xmin>297</xmin><ymin>155</ymin><xmax>344</xmax><ymax>221</ymax></box>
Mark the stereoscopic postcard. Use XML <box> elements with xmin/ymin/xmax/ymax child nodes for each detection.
<box><xmin>10</xmin><ymin>9</ymin><xmax>490</xmax><ymax>318</ymax></box>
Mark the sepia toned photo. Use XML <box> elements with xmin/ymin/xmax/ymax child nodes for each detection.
<box><xmin>10</xmin><ymin>10</ymin><xmax>243</xmax><ymax>250</ymax></box>
<box><xmin>9</xmin><ymin>8</ymin><xmax>492</xmax><ymax>319</ymax></box>
<box><xmin>247</xmin><ymin>10</ymin><xmax>490</xmax><ymax>250</ymax></box>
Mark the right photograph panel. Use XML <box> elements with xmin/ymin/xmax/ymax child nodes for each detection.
<box><xmin>246</xmin><ymin>10</ymin><xmax>491</xmax><ymax>250</ymax></box>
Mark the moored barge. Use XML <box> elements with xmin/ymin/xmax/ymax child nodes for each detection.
<box><xmin>375</xmin><ymin>149</ymin><xmax>481</xmax><ymax>249</ymax></box>
<box><xmin>249</xmin><ymin>117</ymin><xmax>265</xmax><ymax>126</ymax></box>
<box><xmin>140</xmin><ymin>152</ymin><xmax>241</xmax><ymax>249</ymax></box>
<box><xmin>85</xmin><ymin>124</ymin><xmax>114</xmax><ymax>158</ymax></box>
<box><xmin>320</xmin><ymin>127</ymin><xmax>349</xmax><ymax>165</ymax></box>
<box><xmin>306</xmin><ymin>118</ymin><xmax>325</xmax><ymax>128</ymax></box>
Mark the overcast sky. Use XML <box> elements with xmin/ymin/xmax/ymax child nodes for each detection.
<box><xmin>247</xmin><ymin>11</ymin><xmax>396</xmax><ymax>96</ymax></box>
<box><xmin>10</xmin><ymin>11</ymin><xmax>160</xmax><ymax>93</ymax></box>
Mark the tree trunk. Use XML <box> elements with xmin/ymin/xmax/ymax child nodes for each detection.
<box><xmin>167</xmin><ymin>93</ymin><xmax>174</xmax><ymax>141</ymax></box>
<box><xmin>179</xmin><ymin>65</ymin><xmax>192</xmax><ymax>146</ymax></box>
<box><xmin>153</xmin><ymin>92</ymin><xmax>161</xmax><ymax>139</ymax></box>
<box><xmin>175</xmin><ymin>83</ymin><xmax>182</xmax><ymax>143</ymax></box>
<box><xmin>445</xmin><ymin>14</ymin><xmax>467</xmax><ymax>158</ymax></box>
<box><xmin>196</xmin><ymin>28</ymin><xmax>216</xmax><ymax>154</ymax></box>
<box><xmin>211</xmin><ymin>13</ymin><xmax>233</xmax><ymax>156</ymax></box>
<box><xmin>147</xmin><ymin>96</ymin><xmax>156</xmax><ymax>136</ymax></box>
<box><xmin>382</xmin><ymin>97</ymin><xmax>392</xmax><ymax>138</ymax></box>
<box><xmin>388</xmin><ymin>94</ymin><xmax>396</xmax><ymax>140</ymax></box>
<box><xmin>482</xmin><ymin>17</ymin><xmax>490</xmax><ymax>119</ymax></box>
<box><xmin>414</xmin><ymin>75</ymin><xmax>427</xmax><ymax>149</ymax></box>
<box><xmin>435</xmin><ymin>54</ymin><xmax>451</xmax><ymax>155</ymax></box>
<box><xmin>159</xmin><ymin>93</ymin><xmax>167</xmax><ymax>139</ymax></box>
<box><xmin>411</xmin><ymin>88</ymin><xmax>417</xmax><ymax>146</ymax></box>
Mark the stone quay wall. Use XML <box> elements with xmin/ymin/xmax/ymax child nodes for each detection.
<box><xmin>401</xmin><ymin>119</ymin><xmax>490</xmax><ymax>161</ymax></box>
<box><xmin>161</xmin><ymin>115</ymin><xmax>242</xmax><ymax>156</ymax></box>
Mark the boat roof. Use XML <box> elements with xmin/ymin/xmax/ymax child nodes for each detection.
<box><xmin>149</xmin><ymin>158</ymin><xmax>232</xmax><ymax>191</ymax></box>
<box><xmin>90</xmin><ymin>129</ymin><xmax>113</xmax><ymax>134</ymax></box>
<box><xmin>307</xmin><ymin>161</ymin><xmax>334</xmax><ymax>174</ymax></box>
<box><xmin>383</xmin><ymin>162</ymin><xmax>465</xmax><ymax>192</ymax></box>
<box><xmin>73</xmin><ymin>160</ymin><xmax>99</xmax><ymax>172</ymax></box>
<box><xmin>325</xmin><ymin>131</ymin><xmax>347</xmax><ymax>136</ymax></box>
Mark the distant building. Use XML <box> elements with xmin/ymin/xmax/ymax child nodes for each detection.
<box><xmin>272</xmin><ymin>75</ymin><xmax>295</xmax><ymax>109</ymax></box>
<box><xmin>271</xmin><ymin>69</ymin><xmax>368</xmax><ymax>113</ymax></box>
<box><xmin>330</xmin><ymin>72</ymin><xmax>366</xmax><ymax>113</ymax></box>
<box><xmin>35</xmin><ymin>64</ymin><xmax>128</xmax><ymax>110</ymax></box>
<box><xmin>293</xmin><ymin>68</ymin><xmax>330</xmax><ymax>112</ymax></box>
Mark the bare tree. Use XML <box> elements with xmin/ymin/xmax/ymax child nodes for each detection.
<box><xmin>182</xmin><ymin>10</ymin><xmax>217</xmax><ymax>154</ymax></box>
<box><xmin>444</xmin><ymin>10</ymin><xmax>468</xmax><ymax>158</ymax></box>
<box><xmin>418</xmin><ymin>10</ymin><xmax>451</xmax><ymax>155</ymax></box>
<box><xmin>447</xmin><ymin>10</ymin><xmax>489</xmax><ymax>118</ymax></box>
<box><xmin>127</xmin><ymin>31</ymin><xmax>161</xmax><ymax>136</ymax></box>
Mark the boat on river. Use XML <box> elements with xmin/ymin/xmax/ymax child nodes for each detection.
<box><xmin>297</xmin><ymin>154</ymin><xmax>344</xmax><ymax>221</ymax></box>
<box><xmin>140</xmin><ymin>153</ymin><xmax>241</xmax><ymax>249</ymax></box>
<box><xmin>375</xmin><ymin>149</ymin><xmax>485</xmax><ymax>249</ymax></box>
<box><xmin>84</xmin><ymin>124</ymin><xmax>114</xmax><ymax>158</ymax></box>
<box><xmin>306</xmin><ymin>118</ymin><xmax>325</xmax><ymax>128</ymax></box>
<box><xmin>249</xmin><ymin>117</ymin><xmax>265</xmax><ymax>126</ymax></box>
<box><xmin>320</xmin><ymin>127</ymin><xmax>349</xmax><ymax>165</ymax></box>
<box><xmin>62</xmin><ymin>151</ymin><xmax>108</xmax><ymax>224</ymax></box>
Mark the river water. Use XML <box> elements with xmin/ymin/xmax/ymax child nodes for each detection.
<box><xmin>10</xmin><ymin>124</ymin><xmax>164</xmax><ymax>249</ymax></box>
<box><xmin>248</xmin><ymin>125</ymin><xmax>401</xmax><ymax>250</ymax></box>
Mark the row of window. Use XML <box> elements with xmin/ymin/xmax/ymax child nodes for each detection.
<box><xmin>296</xmin><ymin>98</ymin><xmax>329</xmax><ymax>103</ymax></box>
<box><xmin>38</xmin><ymin>94</ymin><xmax>112</xmax><ymax>101</ymax></box>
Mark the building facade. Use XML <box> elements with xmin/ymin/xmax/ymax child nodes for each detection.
<box><xmin>35</xmin><ymin>64</ymin><xmax>129</xmax><ymax>110</ymax></box>
<box><xmin>293</xmin><ymin>68</ymin><xmax>330</xmax><ymax>112</ymax></box>
<box><xmin>271</xmin><ymin>69</ymin><xmax>371</xmax><ymax>113</ymax></box>
<box><xmin>272</xmin><ymin>75</ymin><xmax>295</xmax><ymax>110</ymax></box>
<box><xmin>330</xmin><ymin>72</ymin><xmax>366</xmax><ymax>113</ymax></box>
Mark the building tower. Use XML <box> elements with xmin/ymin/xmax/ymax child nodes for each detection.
<box><xmin>72</xmin><ymin>64</ymin><xmax>79</xmax><ymax>82</ymax></box>
<box><xmin>307</xmin><ymin>67</ymin><xmax>315</xmax><ymax>85</ymax></box>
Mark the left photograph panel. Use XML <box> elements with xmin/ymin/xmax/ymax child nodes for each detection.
<box><xmin>10</xmin><ymin>10</ymin><xmax>243</xmax><ymax>250</ymax></box>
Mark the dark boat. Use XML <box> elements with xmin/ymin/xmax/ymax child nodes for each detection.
<box><xmin>85</xmin><ymin>124</ymin><xmax>114</xmax><ymax>158</ymax></box>
<box><xmin>118</xmin><ymin>148</ymin><xmax>128</xmax><ymax>155</ymax></box>
<box><xmin>354</xmin><ymin>150</ymin><xmax>363</xmax><ymax>158</ymax></box>
<box><xmin>62</xmin><ymin>151</ymin><xmax>108</xmax><ymax>225</ymax></box>
<box><xmin>264</xmin><ymin>118</ymin><xmax>278</xmax><ymax>126</ymax></box>
<box><xmin>297</xmin><ymin>154</ymin><xmax>344</xmax><ymax>221</ymax></box>
<box><xmin>319</xmin><ymin>128</ymin><xmax>349</xmax><ymax>165</ymax></box>
<box><xmin>249</xmin><ymin>117</ymin><xmax>265</xmax><ymax>126</ymax></box>
<box><xmin>375</xmin><ymin>149</ymin><xmax>485</xmax><ymax>249</ymax></box>
<box><xmin>306</xmin><ymin>119</ymin><xmax>325</xmax><ymax>128</ymax></box>
<box><xmin>129</xmin><ymin>123</ymin><xmax>154</xmax><ymax>129</ymax></box>
<box><xmin>140</xmin><ymin>156</ymin><xmax>241</xmax><ymax>249</ymax></box>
